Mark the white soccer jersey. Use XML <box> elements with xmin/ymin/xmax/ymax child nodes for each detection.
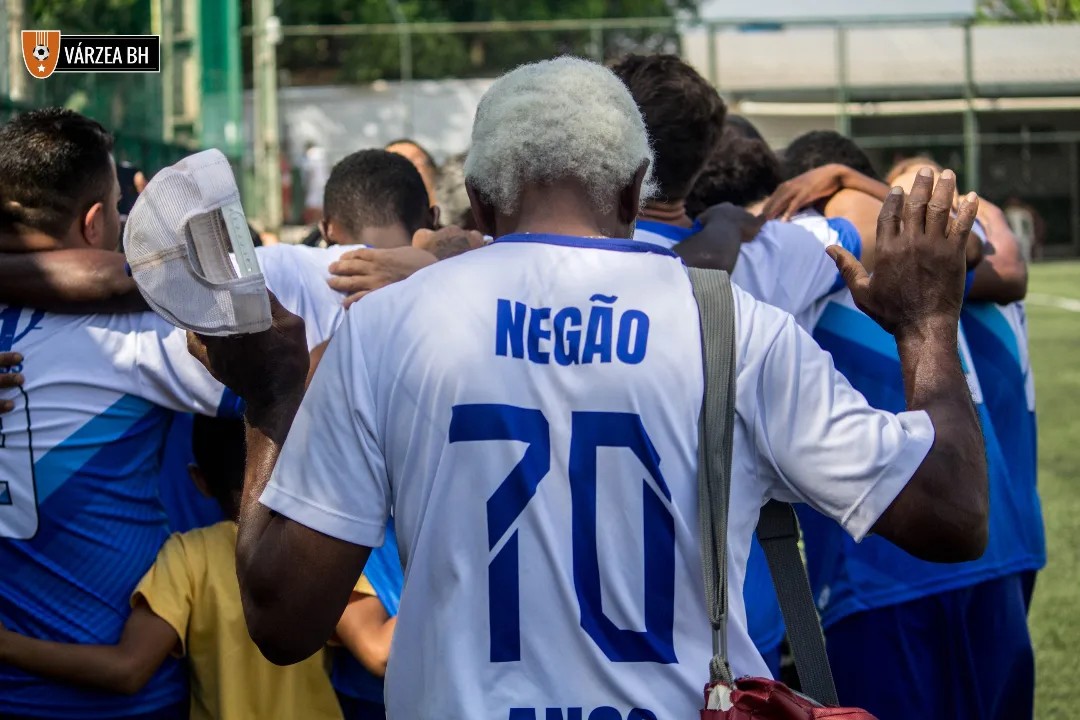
<box><xmin>257</xmin><ymin>243</ymin><xmax>355</xmax><ymax>349</ymax></box>
<box><xmin>632</xmin><ymin>216</ymin><xmax>845</xmax><ymax>332</ymax></box>
<box><xmin>262</xmin><ymin>235</ymin><xmax>934</xmax><ymax>720</ymax></box>
<box><xmin>728</xmin><ymin>220</ymin><xmax>843</xmax><ymax>331</ymax></box>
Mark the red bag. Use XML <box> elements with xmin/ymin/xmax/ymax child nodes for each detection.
<box><xmin>700</xmin><ymin>678</ymin><xmax>878</xmax><ymax>720</ymax></box>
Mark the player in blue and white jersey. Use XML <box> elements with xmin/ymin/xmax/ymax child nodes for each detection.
<box><xmin>612</xmin><ymin>56</ymin><xmax>863</xmax><ymax>671</ymax></box>
<box><xmin>190</xmin><ymin>57</ymin><xmax>990</xmax><ymax>720</ymax></box>
<box><xmin>778</xmin><ymin>145</ymin><xmax>1041</xmax><ymax>718</ymax></box>
<box><xmin>0</xmin><ymin>109</ymin><xmax>240</xmax><ymax>719</ymax></box>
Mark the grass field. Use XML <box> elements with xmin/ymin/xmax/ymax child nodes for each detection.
<box><xmin>1026</xmin><ymin>261</ymin><xmax>1080</xmax><ymax>719</ymax></box>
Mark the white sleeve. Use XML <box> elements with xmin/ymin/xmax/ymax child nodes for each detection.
<box><xmin>257</xmin><ymin>245</ymin><xmax>347</xmax><ymax>349</ymax></box>
<box><xmin>259</xmin><ymin>311</ymin><xmax>390</xmax><ymax>547</ymax></box>
<box><xmin>739</xmin><ymin>290</ymin><xmax>935</xmax><ymax>541</ymax></box>
<box><xmin>733</xmin><ymin>222</ymin><xmax>841</xmax><ymax>327</ymax></box>
<box><xmin>132</xmin><ymin>313</ymin><xmax>239</xmax><ymax>417</ymax></box>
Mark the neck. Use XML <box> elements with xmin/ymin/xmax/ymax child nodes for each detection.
<box><xmin>0</xmin><ymin>229</ymin><xmax>68</xmax><ymax>253</ymax></box>
<box><xmin>350</xmin><ymin>224</ymin><xmax>412</xmax><ymax>249</ymax></box>
<box><xmin>496</xmin><ymin>183</ymin><xmax>630</xmax><ymax>240</ymax></box>
<box><xmin>640</xmin><ymin>199</ymin><xmax>692</xmax><ymax>228</ymax></box>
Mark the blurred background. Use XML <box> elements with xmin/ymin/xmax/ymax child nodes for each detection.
<box><xmin>3</xmin><ymin>0</ymin><xmax>1080</xmax><ymax>257</ymax></box>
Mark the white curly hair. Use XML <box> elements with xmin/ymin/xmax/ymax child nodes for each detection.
<box><xmin>464</xmin><ymin>56</ymin><xmax>657</xmax><ymax>216</ymax></box>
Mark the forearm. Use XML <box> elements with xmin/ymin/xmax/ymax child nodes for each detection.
<box><xmin>338</xmin><ymin>612</ymin><xmax>395</xmax><ymax>677</ymax></box>
<box><xmin>839</xmin><ymin>166</ymin><xmax>891</xmax><ymax>202</ymax></box>
<box><xmin>0</xmin><ymin>633</ymin><xmax>150</xmax><ymax>695</ymax></box>
<box><xmin>881</xmin><ymin>320</ymin><xmax>989</xmax><ymax>561</ymax></box>
<box><xmin>236</xmin><ymin>395</ymin><xmax>368</xmax><ymax>665</ymax></box>
<box><xmin>0</xmin><ymin>249</ymin><xmax>145</xmax><ymax>312</ymax></box>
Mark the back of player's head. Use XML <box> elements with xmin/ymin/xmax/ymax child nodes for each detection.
<box><xmin>385</xmin><ymin>138</ymin><xmax>436</xmax><ymax>172</ymax></box>
<box><xmin>0</xmin><ymin>107</ymin><xmax>115</xmax><ymax>239</ymax></box>
<box><xmin>724</xmin><ymin>114</ymin><xmax>766</xmax><ymax>144</ymax></box>
<box><xmin>323</xmin><ymin>149</ymin><xmax>432</xmax><ymax>241</ymax></box>
<box><xmin>435</xmin><ymin>151</ymin><xmax>476</xmax><ymax>229</ymax></box>
<box><xmin>610</xmin><ymin>54</ymin><xmax>727</xmax><ymax>201</ymax></box>
<box><xmin>886</xmin><ymin>155</ymin><xmax>942</xmax><ymax>185</ymax></box>
<box><xmin>190</xmin><ymin>415</ymin><xmax>246</xmax><ymax>519</ymax></box>
<box><xmin>465</xmin><ymin>56</ymin><xmax>655</xmax><ymax>216</ymax></box>
<box><xmin>782</xmin><ymin>130</ymin><xmax>879</xmax><ymax>181</ymax></box>
<box><xmin>687</xmin><ymin>132</ymin><xmax>782</xmax><ymax>217</ymax></box>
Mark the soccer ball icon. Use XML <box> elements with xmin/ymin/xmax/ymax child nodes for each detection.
<box><xmin>32</xmin><ymin>44</ymin><xmax>49</xmax><ymax>61</ymax></box>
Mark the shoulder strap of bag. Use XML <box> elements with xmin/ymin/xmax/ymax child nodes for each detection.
<box><xmin>689</xmin><ymin>267</ymin><xmax>839</xmax><ymax>706</ymax></box>
<box><xmin>688</xmin><ymin>266</ymin><xmax>737</xmax><ymax>688</ymax></box>
<box><xmin>757</xmin><ymin>501</ymin><xmax>839</xmax><ymax>705</ymax></box>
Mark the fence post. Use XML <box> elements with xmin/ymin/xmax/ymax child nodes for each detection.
<box><xmin>590</xmin><ymin>23</ymin><xmax>604</xmax><ymax>62</ymax></box>
<box><xmin>835</xmin><ymin>24</ymin><xmax>850</xmax><ymax>137</ymax></box>
<box><xmin>706</xmin><ymin>22</ymin><xmax>718</xmax><ymax>87</ymax></box>
<box><xmin>6</xmin><ymin>0</ymin><xmax>29</xmax><ymax>103</ymax></box>
<box><xmin>253</xmin><ymin>0</ymin><xmax>282</xmax><ymax>234</ymax></box>
<box><xmin>962</xmin><ymin>21</ymin><xmax>979</xmax><ymax>192</ymax></box>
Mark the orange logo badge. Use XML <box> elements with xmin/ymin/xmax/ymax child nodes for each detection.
<box><xmin>22</xmin><ymin>30</ymin><xmax>61</xmax><ymax>79</ymax></box>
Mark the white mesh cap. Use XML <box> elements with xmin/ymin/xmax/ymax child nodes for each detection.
<box><xmin>124</xmin><ymin>149</ymin><xmax>271</xmax><ymax>336</ymax></box>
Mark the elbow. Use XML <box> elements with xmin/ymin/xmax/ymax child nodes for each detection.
<box><xmin>248</xmin><ymin>618</ymin><xmax>325</xmax><ymax>667</ymax></box>
<box><xmin>112</xmin><ymin>660</ymin><xmax>155</xmax><ymax>696</ymax></box>
<box><xmin>932</xmin><ymin>511</ymin><xmax>989</xmax><ymax>563</ymax></box>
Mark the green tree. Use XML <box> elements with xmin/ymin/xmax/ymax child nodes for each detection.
<box><xmin>978</xmin><ymin>0</ymin><xmax>1080</xmax><ymax>21</ymax></box>
<box><xmin>263</xmin><ymin>0</ymin><xmax>700</xmax><ymax>85</ymax></box>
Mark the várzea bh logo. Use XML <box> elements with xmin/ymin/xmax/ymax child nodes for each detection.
<box><xmin>21</xmin><ymin>30</ymin><xmax>160</xmax><ymax>79</ymax></box>
<box><xmin>21</xmin><ymin>30</ymin><xmax>60</xmax><ymax>79</ymax></box>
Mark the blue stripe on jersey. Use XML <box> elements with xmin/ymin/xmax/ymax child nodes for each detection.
<box><xmin>800</xmin><ymin>301</ymin><xmax>1045</xmax><ymax>628</ymax></box>
<box><xmin>826</xmin><ymin>218</ymin><xmax>862</xmax><ymax>294</ymax></box>
<box><xmin>961</xmin><ymin>303</ymin><xmax>1044</xmax><ymax>570</ymax></box>
<box><xmin>0</xmin><ymin>393</ymin><xmax>186</xmax><ymax>717</ymax></box>
<box><xmin>34</xmin><ymin>394</ymin><xmax>159</xmax><ymax>504</ymax></box>
<box><xmin>495</xmin><ymin>233</ymin><xmax>679</xmax><ymax>258</ymax></box>
<box><xmin>333</xmin><ymin>518</ymin><xmax>403</xmax><ymax>704</ymax></box>
<box><xmin>634</xmin><ymin>219</ymin><xmax>702</xmax><ymax>243</ymax></box>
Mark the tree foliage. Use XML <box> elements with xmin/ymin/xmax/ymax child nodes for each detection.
<box><xmin>257</xmin><ymin>0</ymin><xmax>700</xmax><ymax>84</ymax></box>
<box><xmin>978</xmin><ymin>0</ymin><xmax>1080</xmax><ymax>21</ymax></box>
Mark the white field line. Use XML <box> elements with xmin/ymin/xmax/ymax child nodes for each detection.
<box><xmin>1027</xmin><ymin>293</ymin><xmax>1080</xmax><ymax>313</ymax></box>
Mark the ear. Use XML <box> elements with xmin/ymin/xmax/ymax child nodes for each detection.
<box><xmin>466</xmin><ymin>182</ymin><xmax>497</xmax><ymax>237</ymax></box>
<box><xmin>428</xmin><ymin>205</ymin><xmax>441</xmax><ymax>230</ymax></box>
<box><xmin>81</xmin><ymin>202</ymin><xmax>106</xmax><ymax>248</ymax></box>
<box><xmin>319</xmin><ymin>219</ymin><xmax>331</xmax><ymax>243</ymax></box>
<box><xmin>619</xmin><ymin>162</ymin><xmax>650</xmax><ymax>226</ymax></box>
<box><xmin>188</xmin><ymin>464</ymin><xmax>213</xmax><ymax>499</ymax></box>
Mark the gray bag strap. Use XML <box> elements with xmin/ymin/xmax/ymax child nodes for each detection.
<box><xmin>689</xmin><ymin>267</ymin><xmax>839</xmax><ymax>706</ymax></box>
<box><xmin>757</xmin><ymin>501</ymin><xmax>839</xmax><ymax>705</ymax></box>
<box><xmin>688</xmin><ymin>267</ymin><xmax>737</xmax><ymax>687</ymax></box>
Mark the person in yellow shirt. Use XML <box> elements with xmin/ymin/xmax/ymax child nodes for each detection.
<box><xmin>0</xmin><ymin>416</ymin><xmax>345</xmax><ymax>720</ymax></box>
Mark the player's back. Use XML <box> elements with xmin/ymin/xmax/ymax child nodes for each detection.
<box><xmin>0</xmin><ymin>305</ymin><xmax>230</xmax><ymax>718</ymax></box>
<box><xmin>341</xmin><ymin>235</ymin><xmax>737</xmax><ymax>718</ymax></box>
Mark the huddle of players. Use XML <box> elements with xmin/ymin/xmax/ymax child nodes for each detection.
<box><xmin>0</xmin><ymin>52</ymin><xmax>1041</xmax><ymax>720</ymax></box>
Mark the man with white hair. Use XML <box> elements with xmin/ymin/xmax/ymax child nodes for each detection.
<box><xmin>191</xmin><ymin>57</ymin><xmax>989</xmax><ymax>719</ymax></box>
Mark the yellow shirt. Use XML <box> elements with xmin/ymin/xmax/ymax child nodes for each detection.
<box><xmin>132</xmin><ymin>521</ymin><xmax>343</xmax><ymax>720</ymax></box>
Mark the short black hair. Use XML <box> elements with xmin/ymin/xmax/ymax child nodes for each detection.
<box><xmin>0</xmin><ymin>108</ymin><xmax>115</xmax><ymax>238</ymax></box>
<box><xmin>610</xmin><ymin>54</ymin><xmax>727</xmax><ymax>201</ymax></box>
<box><xmin>191</xmin><ymin>415</ymin><xmax>246</xmax><ymax>515</ymax></box>
<box><xmin>384</xmin><ymin>138</ymin><xmax>437</xmax><ymax>170</ymax></box>
<box><xmin>724</xmin><ymin>115</ymin><xmax>766</xmax><ymax>144</ymax></box>
<box><xmin>323</xmin><ymin>149</ymin><xmax>431</xmax><ymax>239</ymax></box>
<box><xmin>782</xmin><ymin>130</ymin><xmax>879</xmax><ymax>181</ymax></box>
<box><xmin>687</xmin><ymin>133</ymin><xmax>783</xmax><ymax>217</ymax></box>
